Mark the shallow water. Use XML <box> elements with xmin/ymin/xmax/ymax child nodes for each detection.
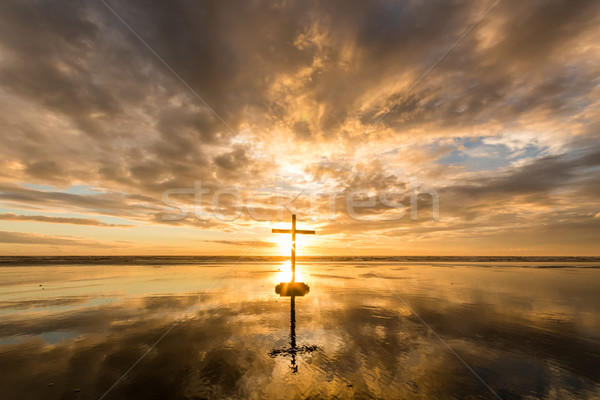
<box><xmin>0</xmin><ymin>258</ymin><xmax>599</xmax><ymax>399</ymax></box>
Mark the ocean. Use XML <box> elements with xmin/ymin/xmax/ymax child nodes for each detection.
<box><xmin>1</xmin><ymin>256</ymin><xmax>599</xmax><ymax>399</ymax></box>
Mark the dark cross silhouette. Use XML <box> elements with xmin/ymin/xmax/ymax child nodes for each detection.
<box><xmin>270</xmin><ymin>214</ymin><xmax>317</xmax><ymax>371</ymax></box>
<box><xmin>268</xmin><ymin>296</ymin><xmax>318</xmax><ymax>373</ymax></box>
<box><xmin>272</xmin><ymin>214</ymin><xmax>315</xmax><ymax>282</ymax></box>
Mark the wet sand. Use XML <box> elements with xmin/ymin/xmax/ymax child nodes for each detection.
<box><xmin>0</xmin><ymin>259</ymin><xmax>599</xmax><ymax>399</ymax></box>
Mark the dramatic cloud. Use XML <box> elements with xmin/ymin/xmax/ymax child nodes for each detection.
<box><xmin>0</xmin><ymin>213</ymin><xmax>133</xmax><ymax>227</ymax></box>
<box><xmin>0</xmin><ymin>231</ymin><xmax>112</xmax><ymax>247</ymax></box>
<box><xmin>0</xmin><ymin>0</ymin><xmax>599</xmax><ymax>254</ymax></box>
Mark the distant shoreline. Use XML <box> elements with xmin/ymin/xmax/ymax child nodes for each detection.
<box><xmin>1</xmin><ymin>255</ymin><xmax>599</xmax><ymax>266</ymax></box>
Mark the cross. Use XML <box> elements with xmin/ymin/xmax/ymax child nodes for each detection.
<box><xmin>270</xmin><ymin>214</ymin><xmax>317</xmax><ymax>372</ymax></box>
<box><xmin>272</xmin><ymin>214</ymin><xmax>315</xmax><ymax>282</ymax></box>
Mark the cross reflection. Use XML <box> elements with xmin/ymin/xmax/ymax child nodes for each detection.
<box><xmin>269</xmin><ymin>295</ymin><xmax>318</xmax><ymax>373</ymax></box>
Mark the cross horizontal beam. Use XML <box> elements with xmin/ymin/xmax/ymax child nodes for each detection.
<box><xmin>272</xmin><ymin>229</ymin><xmax>315</xmax><ymax>235</ymax></box>
<box><xmin>271</xmin><ymin>214</ymin><xmax>316</xmax><ymax>282</ymax></box>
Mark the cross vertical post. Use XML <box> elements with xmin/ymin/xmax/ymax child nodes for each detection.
<box><xmin>272</xmin><ymin>214</ymin><xmax>315</xmax><ymax>295</ymax></box>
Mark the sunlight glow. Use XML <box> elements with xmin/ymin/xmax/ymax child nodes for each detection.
<box><xmin>275</xmin><ymin>260</ymin><xmax>305</xmax><ymax>283</ymax></box>
<box><xmin>273</xmin><ymin>235</ymin><xmax>291</xmax><ymax>253</ymax></box>
<box><xmin>272</xmin><ymin>233</ymin><xmax>314</xmax><ymax>254</ymax></box>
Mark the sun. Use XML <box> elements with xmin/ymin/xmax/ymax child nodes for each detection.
<box><xmin>273</xmin><ymin>235</ymin><xmax>292</xmax><ymax>253</ymax></box>
<box><xmin>271</xmin><ymin>234</ymin><xmax>315</xmax><ymax>255</ymax></box>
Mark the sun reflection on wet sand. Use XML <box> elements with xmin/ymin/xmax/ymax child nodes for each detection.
<box><xmin>0</xmin><ymin>259</ymin><xmax>599</xmax><ymax>399</ymax></box>
<box><xmin>274</xmin><ymin>260</ymin><xmax>307</xmax><ymax>283</ymax></box>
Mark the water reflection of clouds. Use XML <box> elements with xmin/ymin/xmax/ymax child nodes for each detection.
<box><xmin>0</xmin><ymin>263</ymin><xmax>598</xmax><ymax>399</ymax></box>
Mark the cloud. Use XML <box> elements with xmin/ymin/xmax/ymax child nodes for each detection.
<box><xmin>0</xmin><ymin>231</ymin><xmax>110</xmax><ymax>247</ymax></box>
<box><xmin>0</xmin><ymin>0</ymin><xmax>599</xmax><ymax>253</ymax></box>
<box><xmin>0</xmin><ymin>213</ymin><xmax>133</xmax><ymax>227</ymax></box>
<box><xmin>202</xmin><ymin>240</ymin><xmax>277</xmax><ymax>248</ymax></box>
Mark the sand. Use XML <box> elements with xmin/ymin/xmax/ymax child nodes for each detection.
<box><xmin>0</xmin><ymin>258</ymin><xmax>599</xmax><ymax>399</ymax></box>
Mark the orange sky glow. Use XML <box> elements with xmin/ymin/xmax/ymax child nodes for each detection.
<box><xmin>1</xmin><ymin>0</ymin><xmax>599</xmax><ymax>256</ymax></box>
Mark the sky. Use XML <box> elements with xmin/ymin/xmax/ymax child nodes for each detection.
<box><xmin>0</xmin><ymin>0</ymin><xmax>599</xmax><ymax>256</ymax></box>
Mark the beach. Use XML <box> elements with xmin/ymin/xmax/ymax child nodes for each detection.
<box><xmin>1</xmin><ymin>257</ymin><xmax>599</xmax><ymax>399</ymax></box>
